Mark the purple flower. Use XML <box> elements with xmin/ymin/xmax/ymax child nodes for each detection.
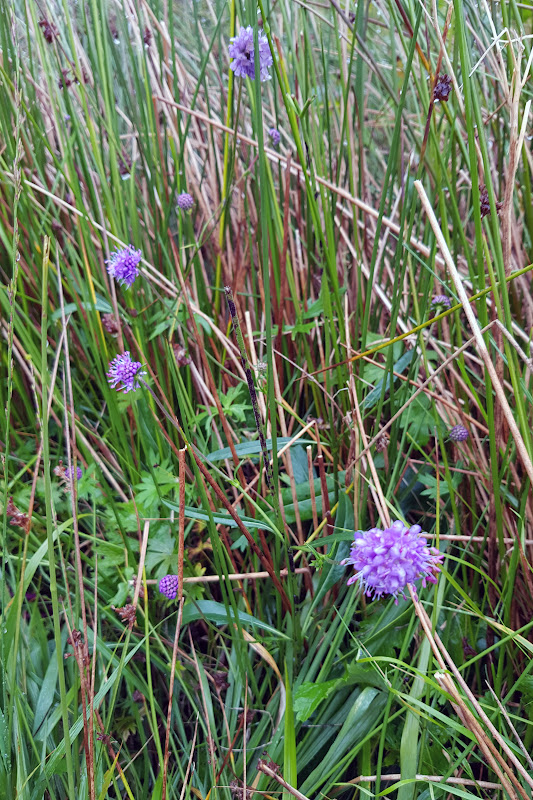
<box><xmin>107</xmin><ymin>351</ymin><xmax>146</xmax><ymax>393</ymax></box>
<box><xmin>177</xmin><ymin>192</ymin><xmax>194</xmax><ymax>211</ymax></box>
<box><xmin>268</xmin><ymin>127</ymin><xmax>281</xmax><ymax>147</ymax></box>
<box><xmin>449</xmin><ymin>424</ymin><xmax>469</xmax><ymax>442</ymax></box>
<box><xmin>159</xmin><ymin>574</ymin><xmax>179</xmax><ymax>600</ymax></box>
<box><xmin>66</xmin><ymin>465</ymin><xmax>83</xmax><ymax>481</ymax></box>
<box><xmin>431</xmin><ymin>294</ymin><xmax>451</xmax><ymax>308</ymax></box>
<box><xmin>106</xmin><ymin>245</ymin><xmax>142</xmax><ymax>288</ymax></box>
<box><xmin>342</xmin><ymin>520</ymin><xmax>444</xmax><ymax>603</ymax></box>
<box><xmin>229</xmin><ymin>26</ymin><xmax>273</xmax><ymax>82</ymax></box>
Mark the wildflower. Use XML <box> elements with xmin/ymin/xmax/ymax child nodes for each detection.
<box><xmin>229</xmin><ymin>26</ymin><xmax>273</xmax><ymax>82</ymax></box>
<box><xmin>479</xmin><ymin>184</ymin><xmax>502</xmax><ymax>219</ymax></box>
<box><xmin>268</xmin><ymin>128</ymin><xmax>281</xmax><ymax>147</ymax></box>
<box><xmin>112</xmin><ymin>603</ymin><xmax>136</xmax><ymax>628</ymax></box>
<box><xmin>118</xmin><ymin>153</ymin><xmax>132</xmax><ymax>179</ymax></box>
<box><xmin>38</xmin><ymin>17</ymin><xmax>58</xmax><ymax>44</ymax></box>
<box><xmin>433</xmin><ymin>74</ymin><xmax>453</xmax><ymax>102</ymax></box>
<box><xmin>342</xmin><ymin>520</ymin><xmax>444</xmax><ymax>603</ymax></box>
<box><xmin>159</xmin><ymin>574</ymin><xmax>179</xmax><ymax>600</ymax></box>
<box><xmin>449</xmin><ymin>424</ymin><xmax>469</xmax><ymax>442</ymax></box>
<box><xmin>107</xmin><ymin>351</ymin><xmax>146</xmax><ymax>393</ymax></box>
<box><xmin>6</xmin><ymin>497</ymin><xmax>29</xmax><ymax>528</ymax></box>
<box><xmin>66</xmin><ymin>465</ymin><xmax>83</xmax><ymax>481</ymax></box>
<box><xmin>177</xmin><ymin>192</ymin><xmax>194</xmax><ymax>211</ymax></box>
<box><xmin>106</xmin><ymin>245</ymin><xmax>142</xmax><ymax>288</ymax></box>
<box><xmin>173</xmin><ymin>345</ymin><xmax>190</xmax><ymax>367</ymax></box>
<box><xmin>102</xmin><ymin>313</ymin><xmax>120</xmax><ymax>336</ymax></box>
<box><xmin>431</xmin><ymin>294</ymin><xmax>452</xmax><ymax>309</ymax></box>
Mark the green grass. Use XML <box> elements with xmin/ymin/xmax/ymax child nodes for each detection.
<box><xmin>2</xmin><ymin>0</ymin><xmax>533</xmax><ymax>798</ymax></box>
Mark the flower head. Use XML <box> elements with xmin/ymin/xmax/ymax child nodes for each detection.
<box><xmin>39</xmin><ymin>17</ymin><xmax>58</xmax><ymax>44</ymax></box>
<box><xmin>66</xmin><ymin>465</ymin><xmax>83</xmax><ymax>481</ymax></box>
<box><xmin>106</xmin><ymin>245</ymin><xmax>142</xmax><ymax>288</ymax></box>
<box><xmin>159</xmin><ymin>574</ymin><xmax>179</xmax><ymax>600</ymax></box>
<box><xmin>177</xmin><ymin>192</ymin><xmax>194</xmax><ymax>211</ymax></box>
<box><xmin>431</xmin><ymin>294</ymin><xmax>451</xmax><ymax>309</ymax></box>
<box><xmin>107</xmin><ymin>352</ymin><xmax>146</xmax><ymax>393</ymax></box>
<box><xmin>433</xmin><ymin>74</ymin><xmax>453</xmax><ymax>102</ymax></box>
<box><xmin>449</xmin><ymin>424</ymin><xmax>469</xmax><ymax>442</ymax></box>
<box><xmin>268</xmin><ymin>127</ymin><xmax>281</xmax><ymax>147</ymax></box>
<box><xmin>229</xmin><ymin>26</ymin><xmax>273</xmax><ymax>82</ymax></box>
<box><xmin>342</xmin><ymin>520</ymin><xmax>444</xmax><ymax>603</ymax></box>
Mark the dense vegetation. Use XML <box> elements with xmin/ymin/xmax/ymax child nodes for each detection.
<box><xmin>2</xmin><ymin>1</ymin><xmax>533</xmax><ymax>798</ymax></box>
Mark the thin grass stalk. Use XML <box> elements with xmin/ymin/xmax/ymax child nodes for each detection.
<box><xmin>40</xmin><ymin>237</ymin><xmax>76</xmax><ymax>796</ymax></box>
<box><xmin>1</xmin><ymin>15</ymin><xmax>24</xmax><ymax>783</ymax></box>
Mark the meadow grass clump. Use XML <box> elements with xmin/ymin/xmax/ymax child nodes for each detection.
<box><xmin>1</xmin><ymin>1</ymin><xmax>533</xmax><ymax>799</ymax></box>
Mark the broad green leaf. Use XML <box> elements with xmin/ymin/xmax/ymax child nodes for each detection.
<box><xmin>206</xmin><ymin>437</ymin><xmax>312</xmax><ymax>462</ymax></box>
<box><xmin>181</xmin><ymin>600</ymin><xmax>289</xmax><ymax>639</ymax></box>
<box><xmin>294</xmin><ymin>679</ymin><xmax>339</xmax><ymax>722</ymax></box>
<box><xmin>162</xmin><ymin>498</ymin><xmax>275</xmax><ymax>532</ymax></box>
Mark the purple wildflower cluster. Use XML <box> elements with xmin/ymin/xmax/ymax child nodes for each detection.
<box><xmin>107</xmin><ymin>352</ymin><xmax>146</xmax><ymax>393</ymax></box>
<box><xmin>106</xmin><ymin>245</ymin><xmax>142</xmax><ymax>288</ymax></box>
<box><xmin>342</xmin><ymin>520</ymin><xmax>444</xmax><ymax>603</ymax></box>
<box><xmin>449</xmin><ymin>424</ymin><xmax>469</xmax><ymax>442</ymax></box>
<box><xmin>159</xmin><ymin>574</ymin><xmax>179</xmax><ymax>600</ymax></box>
<box><xmin>229</xmin><ymin>26</ymin><xmax>273</xmax><ymax>82</ymax></box>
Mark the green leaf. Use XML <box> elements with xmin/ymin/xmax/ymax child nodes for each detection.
<box><xmin>50</xmin><ymin>295</ymin><xmax>112</xmax><ymax>321</ymax></box>
<box><xmin>294</xmin><ymin>679</ymin><xmax>339</xmax><ymax>722</ymax></box>
<box><xmin>181</xmin><ymin>600</ymin><xmax>289</xmax><ymax>639</ymax></box>
<box><xmin>284</xmin><ymin>662</ymin><xmax>298</xmax><ymax>796</ymax></box>
<box><xmin>363</xmin><ymin>348</ymin><xmax>414</xmax><ymax>410</ymax></box>
<box><xmin>206</xmin><ymin>437</ymin><xmax>312</xmax><ymax>463</ymax></box>
<box><xmin>162</xmin><ymin>498</ymin><xmax>275</xmax><ymax>532</ymax></box>
<box><xmin>32</xmin><ymin>656</ymin><xmax>59</xmax><ymax>735</ymax></box>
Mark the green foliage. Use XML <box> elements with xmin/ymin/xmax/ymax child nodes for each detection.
<box><xmin>1</xmin><ymin>0</ymin><xmax>532</xmax><ymax>797</ymax></box>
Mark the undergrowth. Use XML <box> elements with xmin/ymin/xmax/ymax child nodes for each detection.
<box><xmin>1</xmin><ymin>0</ymin><xmax>533</xmax><ymax>798</ymax></box>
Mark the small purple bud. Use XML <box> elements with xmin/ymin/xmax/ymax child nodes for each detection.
<box><xmin>431</xmin><ymin>294</ymin><xmax>451</xmax><ymax>309</ymax></box>
<box><xmin>449</xmin><ymin>424</ymin><xmax>469</xmax><ymax>442</ymax></box>
<box><xmin>177</xmin><ymin>192</ymin><xmax>194</xmax><ymax>211</ymax></box>
<box><xmin>66</xmin><ymin>466</ymin><xmax>83</xmax><ymax>481</ymax></box>
<box><xmin>159</xmin><ymin>574</ymin><xmax>179</xmax><ymax>600</ymax></box>
<box><xmin>268</xmin><ymin>128</ymin><xmax>281</xmax><ymax>147</ymax></box>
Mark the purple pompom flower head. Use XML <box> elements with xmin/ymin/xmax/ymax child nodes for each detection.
<box><xmin>159</xmin><ymin>574</ymin><xmax>179</xmax><ymax>600</ymax></box>
<box><xmin>107</xmin><ymin>351</ymin><xmax>146</xmax><ymax>393</ymax></box>
<box><xmin>106</xmin><ymin>245</ymin><xmax>142</xmax><ymax>288</ymax></box>
<box><xmin>66</xmin><ymin>465</ymin><xmax>83</xmax><ymax>481</ymax></box>
<box><xmin>342</xmin><ymin>520</ymin><xmax>444</xmax><ymax>603</ymax></box>
<box><xmin>431</xmin><ymin>294</ymin><xmax>451</xmax><ymax>309</ymax></box>
<box><xmin>449</xmin><ymin>424</ymin><xmax>469</xmax><ymax>442</ymax></box>
<box><xmin>177</xmin><ymin>192</ymin><xmax>194</xmax><ymax>211</ymax></box>
<box><xmin>229</xmin><ymin>26</ymin><xmax>273</xmax><ymax>82</ymax></box>
<box><xmin>268</xmin><ymin>128</ymin><xmax>281</xmax><ymax>147</ymax></box>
